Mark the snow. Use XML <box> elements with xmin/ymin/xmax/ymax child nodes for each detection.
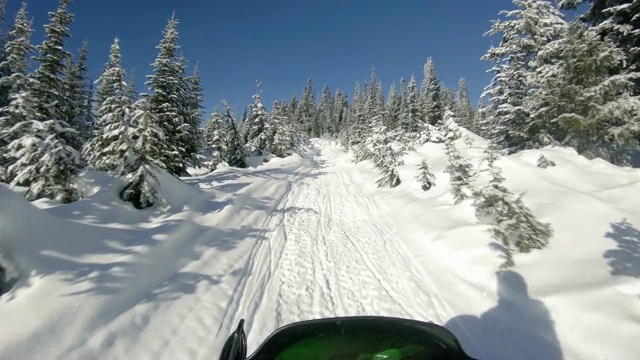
<box><xmin>1</xmin><ymin>136</ymin><xmax>640</xmax><ymax>360</ymax></box>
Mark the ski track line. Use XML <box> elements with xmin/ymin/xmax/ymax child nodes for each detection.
<box><xmin>241</xmin><ymin>143</ymin><xmax>456</xmax><ymax>352</ymax></box>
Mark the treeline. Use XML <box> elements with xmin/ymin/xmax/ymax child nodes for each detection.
<box><xmin>0</xmin><ymin>1</ymin><xmax>205</xmax><ymax>208</ymax></box>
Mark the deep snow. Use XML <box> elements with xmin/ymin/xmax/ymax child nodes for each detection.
<box><xmin>1</xmin><ymin>137</ymin><xmax>639</xmax><ymax>360</ymax></box>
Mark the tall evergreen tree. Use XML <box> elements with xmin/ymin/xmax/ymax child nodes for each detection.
<box><xmin>223</xmin><ymin>103</ymin><xmax>246</xmax><ymax>168</ymax></box>
<box><xmin>244</xmin><ymin>82</ymin><xmax>271</xmax><ymax>155</ymax></box>
<box><xmin>400</xmin><ymin>73</ymin><xmax>422</xmax><ymax>134</ymax></box>
<box><xmin>296</xmin><ymin>77</ymin><xmax>316</xmax><ymax>139</ymax></box>
<box><xmin>0</xmin><ymin>0</ymin><xmax>11</xmax><ymax>111</ymax></box>
<box><xmin>317</xmin><ymin>84</ymin><xmax>334</xmax><ymax>137</ymax></box>
<box><xmin>454</xmin><ymin>78</ymin><xmax>474</xmax><ymax>130</ymax></box>
<box><xmin>83</xmin><ymin>38</ymin><xmax>134</xmax><ymax>176</ymax></box>
<box><xmin>422</xmin><ymin>58</ymin><xmax>443</xmax><ymax>126</ymax></box>
<box><xmin>481</xmin><ymin>0</ymin><xmax>566</xmax><ymax>151</ymax></box>
<box><xmin>120</xmin><ymin>97</ymin><xmax>165</xmax><ymax>209</ymax></box>
<box><xmin>61</xmin><ymin>40</ymin><xmax>91</xmax><ymax>150</ymax></box>
<box><xmin>8</xmin><ymin>0</ymin><xmax>81</xmax><ymax>202</ymax></box>
<box><xmin>386</xmin><ymin>82</ymin><xmax>402</xmax><ymax>130</ymax></box>
<box><xmin>145</xmin><ymin>14</ymin><xmax>184</xmax><ymax>176</ymax></box>
<box><xmin>527</xmin><ymin>21</ymin><xmax>640</xmax><ymax>163</ymax></box>
<box><xmin>179</xmin><ymin>61</ymin><xmax>204</xmax><ymax>170</ymax></box>
<box><xmin>269</xmin><ymin>100</ymin><xmax>294</xmax><ymax>158</ymax></box>
<box><xmin>30</xmin><ymin>0</ymin><xmax>74</xmax><ymax>123</ymax></box>
<box><xmin>332</xmin><ymin>89</ymin><xmax>348</xmax><ymax>136</ymax></box>
<box><xmin>204</xmin><ymin>106</ymin><xmax>225</xmax><ymax>170</ymax></box>
<box><xmin>0</xmin><ymin>2</ymin><xmax>35</xmax><ymax>183</ymax></box>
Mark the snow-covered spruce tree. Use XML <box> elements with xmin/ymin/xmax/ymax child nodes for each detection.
<box><xmin>454</xmin><ymin>78</ymin><xmax>474</xmax><ymax>130</ymax></box>
<box><xmin>8</xmin><ymin>0</ymin><xmax>81</xmax><ymax>202</ymax></box>
<box><xmin>120</xmin><ymin>97</ymin><xmax>165</xmax><ymax>209</ymax></box>
<box><xmin>464</xmin><ymin>136</ymin><xmax>475</xmax><ymax>148</ymax></box>
<box><xmin>400</xmin><ymin>73</ymin><xmax>422</xmax><ymax>135</ymax></box>
<box><xmin>355</xmin><ymin>114</ymin><xmax>404</xmax><ymax>188</ymax></box>
<box><xmin>296</xmin><ymin>78</ymin><xmax>316</xmax><ymax>139</ymax></box>
<box><xmin>223</xmin><ymin>103</ymin><xmax>246</xmax><ymax>168</ymax></box>
<box><xmin>416</xmin><ymin>159</ymin><xmax>436</xmax><ymax>191</ymax></box>
<box><xmin>61</xmin><ymin>40</ymin><xmax>92</xmax><ymax>151</ymax></box>
<box><xmin>444</xmin><ymin>140</ymin><xmax>474</xmax><ymax>204</ymax></box>
<box><xmin>344</xmin><ymin>81</ymin><xmax>367</xmax><ymax>147</ymax></box>
<box><xmin>422</xmin><ymin>58</ymin><xmax>443</xmax><ymax>126</ymax></box>
<box><xmin>316</xmin><ymin>84</ymin><xmax>333</xmax><ymax>137</ymax></box>
<box><xmin>332</xmin><ymin>89</ymin><xmax>348</xmax><ymax>136</ymax></box>
<box><xmin>560</xmin><ymin>0</ymin><xmax>640</xmax><ymax>80</ymax></box>
<box><xmin>442</xmin><ymin>109</ymin><xmax>462</xmax><ymax>142</ymax></box>
<box><xmin>30</xmin><ymin>0</ymin><xmax>74</xmax><ymax>123</ymax></box>
<box><xmin>385</xmin><ymin>82</ymin><xmax>402</xmax><ymax>130</ymax></box>
<box><xmin>481</xmin><ymin>0</ymin><xmax>567</xmax><ymax>152</ymax></box>
<box><xmin>0</xmin><ymin>2</ymin><xmax>35</xmax><ymax>183</ymax></box>
<box><xmin>537</xmin><ymin>154</ymin><xmax>556</xmax><ymax>169</ymax></box>
<box><xmin>204</xmin><ymin>107</ymin><xmax>225</xmax><ymax>171</ymax></box>
<box><xmin>473</xmin><ymin>146</ymin><xmax>553</xmax><ymax>267</ymax></box>
<box><xmin>0</xmin><ymin>0</ymin><xmax>10</xmax><ymax>111</ymax></box>
<box><xmin>528</xmin><ymin>21</ymin><xmax>640</xmax><ymax>165</ymax></box>
<box><xmin>145</xmin><ymin>14</ymin><xmax>186</xmax><ymax>176</ymax></box>
<box><xmin>269</xmin><ymin>101</ymin><xmax>293</xmax><ymax>158</ymax></box>
<box><xmin>83</xmin><ymin>38</ymin><xmax>134</xmax><ymax>176</ymax></box>
<box><xmin>244</xmin><ymin>83</ymin><xmax>271</xmax><ymax>156</ymax></box>
<box><xmin>176</xmin><ymin>58</ymin><xmax>202</xmax><ymax>172</ymax></box>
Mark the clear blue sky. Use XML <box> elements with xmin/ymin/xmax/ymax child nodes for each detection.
<box><xmin>8</xmin><ymin>0</ymin><xmax>523</xmax><ymax>116</ymax></box>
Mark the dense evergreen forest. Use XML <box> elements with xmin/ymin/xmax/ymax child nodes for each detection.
<box><xmin>0</xmin><ymin>0</ymin><xmax>638</xmax><ymax>216</ymax></box>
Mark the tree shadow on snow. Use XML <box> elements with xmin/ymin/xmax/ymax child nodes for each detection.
<box><xmin>445</xmin><ymin>271</ymin><xmax>564</xmax><ymax>360</ymax></box>
<box><xmin>603</xmin><ymin>218</ymin><xmax>640</xmax><ymax>278</ymax></box>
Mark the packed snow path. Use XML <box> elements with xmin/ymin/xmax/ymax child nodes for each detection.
<box><xmin>228</xmin><ymin>145</ymin><xmax>448</xmax><ymax>351</ymax></box>
<box><xmin>16</xmin><ymin>142</ymin><xmax>447</xmax><ymax>360</ymax></box>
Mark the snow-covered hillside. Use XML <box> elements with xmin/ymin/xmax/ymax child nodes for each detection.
<box><xmin>1</xmin><ymin>138</ymin><xmax>639</xmax><ymax>360</ymax></box>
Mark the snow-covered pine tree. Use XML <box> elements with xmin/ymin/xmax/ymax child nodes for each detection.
<box><xmin>176</xmin><ymin>58</ymin><xmax>202</xmax><ymax>172</ymax></box>
<box><xmin>400</xmin><ymin>73</ymin><xmax>422</xmax><ymax>135</ymax></box>
<box><xmin>464</xmin><ymin>136</ymin><xmax>475</xmax><ymax>148</ymax></box>
<box><xmin>8</xmin><ymin>0</ymin><xmax>81</xmax><ymax>202</ymax></box>
<box><xmin>269</xmin><ymin>100</ymin><xmax>293</xmax><ymax>158</ymax></box>
<box><xmin>296</xmin><ymin>78</ymin><xmax>316</xmax><ymax>139</ymax></box>
<box><xmin>61</xmin><ymin>40</ymin><xmax>91</xmax><ymax>151</ymax></box>
<box><xmin>145</xmin><ymin>14</ymin><xmax>185</xmax><ymax>176</ymax></box>
<box><xmin>367</xmin><ymin>116</ymin><xmax>403</xmax><ymax>188</ymax></box>
<box><xmin>345</xmin><ymin>81</ymin><xmax>366</xmax><ymax>147</ymax></box>
<box><xmin>454</xmin><ymin>78</ymin><xmax>474</xmax><ymax>130</ymax></box>
<box><xmin>204</xmin><ymin>107</ymin><xmax>225</xmax><ymax>171</ymax></box>
<box><xmin>422</xmin><ymin>58</ymin><xmax>443</xmax><ymax>126</ymax></box>
<box><xmin>0</xmin><ymin>0</ymin><xmax>10</xmax><ymax>111</ymax></box>
<box><xmin>30</xmin><ymin>0</ymin><xmax>74</xmax><ymax>123</ymax></box>
<box><xmin>0</xmin><ymin>2</ymin><xmax>35</xmax><ymax>183</ymax></box>
<box><xmin>473</xmin><ymin>146</ymin><xmax>553</xmax><ymax>267</ymax></box>
<box><xmin>537</xmin><ymin>154</ymin><xmax>556</xmax><ymax>168</ymax></box>
<box><xmin>416</xmin><ymin>159</ymin><xmax>436</xmax><ymax>191</ymax></box>
<box><xmin>316</xmin><ymin>84</ymin><xmax>333</xmax><ymax>137</ymax></box>
<box><xmin>244</xmin><ymin>83</ymin><xmax>271</xmax><ymax>155</ymax></box>
<box><xmin>120</xmin><ymin>97</ymin><xmax>165</xmax><ymax>209</ymax></box>
<box><xmin>442</xmin><ymin>109</ymin><xmax>462</xmax><ymax>142</ymax></box>
<box><xmin>482</xmin><ymin>0</ymin><xmax>567</xmax><ymax>152</ymax></box>
<box><xmin>385</xmin><ymin>82</ymin><xmax>402</xmax><ymax>130</ymax></box>
<box><xmin>560</xmin><ymin>0</ymin><xmax>640</xmax><ymax>80</ymax></box>
<box><xmin>83</xmin><ymin>38</ymin><xmax>134</xmax><ymax>176</ymax></box>
<box><xmin>528</xmin><ymin>21</ymin><xmax>640</xmax><ymax>164</ymax></box>
<box><xmin>223</xmin><ymin>103</ymin><xmax>246</xmax><ymax>168</ymax></box>
<box><xmin>444</xmin><ymin>140</ymin><xmax>474</xmax><ymax>204</ymax></box>
<box><xmin>332</xmin><ymin>89</ymin><xmax>348</xmax><ymax>136</ymax></box>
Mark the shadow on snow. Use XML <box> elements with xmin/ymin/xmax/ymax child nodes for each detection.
<box><xmin>603</xmin><ymin>218</ymin><xmax>640</xmax><ymax>278</ymax></box>
<box><xmin>445</xmin><ymin>271</ymin><xmax>564</xmax><ymax>360</ymax></box>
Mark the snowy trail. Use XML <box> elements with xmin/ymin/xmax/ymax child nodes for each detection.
<box><xmin>227</xmin><ymin>144</ymin><xmax>450</xmax><ymax>353</ymax></box>
<box><xmin>45</xmin><ymin>142</ymin><xmax>449</xmax><ymax>359</ymax></box>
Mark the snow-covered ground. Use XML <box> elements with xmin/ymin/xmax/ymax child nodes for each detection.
<box><xmin>1</xmin><ymin>137</ymin><xmax>639</xmax><ymax>360</ymax></box>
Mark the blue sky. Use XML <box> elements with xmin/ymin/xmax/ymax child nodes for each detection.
<box><xmin>8</xmin><ymin>0</ymin><xmax>522</xmax><ymax>116</ymax></box>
